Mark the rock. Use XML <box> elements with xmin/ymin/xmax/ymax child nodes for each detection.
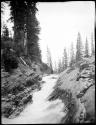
<box><xmin>80</xmin><ymin>63</ymin><xmax>89</xmax><ymax>71</ymax></box>
<box><xmin>81</xmin><ymin>85</ymin><xmax>95</xmax><ymax>122</ymax></box>
<box><xmin>51</xmin><ymin>56</ymin><xmax>95</xmax><ymax>123</ymax></box>
<box><xmin>1</xmin><ymin>60</ymin><xmax>42</xmax><ymax>118</ymax></box>
<box><xmin>1</xmin><ymin>71</ymin><xmax>10</xmax><ymax>78</ymax></box>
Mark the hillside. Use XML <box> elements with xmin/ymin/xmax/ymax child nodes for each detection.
<box><xmin>1</xmin><ymin>54</ymin><xmax>43</xmax><ymax>119</ymax></box>
<box><xmin>48</xmin><ymin>56</ymin><xmax>95</xmax><ymax>123</ymax></box>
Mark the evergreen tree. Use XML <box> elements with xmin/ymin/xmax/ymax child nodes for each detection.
<box><xmin>62</xmin><ymin>56</ymin><xmax>65</xmax><ymax>70</ymax></box>
<box><xmin>26</xmin><ymin>2</ymin><xmax>41</xmax><ymax>62</ymax></box>
<box><xmin>76</xmin><ymin>32</ymin><xmax>83</xmax><ymax>62</ymax></box>
<box><xmin>1</xmin><ymin>23</ymin><xmax>14</xmax><ymax>50</ymax></box>
<box><xmin>10</xmin><ymin>1</ymin><xmax>26</xmax><ymax>56</ymax></box>
<box><xmin>1</xmin><ymin>24</ymin><xmax>10</xmax><ymax>49</ymax></box>
<box><xmin>69</xmin><ymin>42</ymin><xmax>75</xmax><ymax>67</ymax></box>
<box><xmin>84</xmin><ymin>37</ymin><xmax>89</xmax><ymax>57</ymax></box>
<box><xmin>58</xmin><ymin>59</ymin><xmax>62</xmax><ymax>73</ymax></box>
<box><xmin>54</xmin><ymin>61</ymin><xmax>57</xmax><ymax>73</ymax></box>
<box><xmin>9</xmin><ymin>1</ymin><xmax>41</xmax><ymax>62</ymax></box>
<box><xmin>91</xmin><ymin>33</ymin><xmax>95</xmax><ymax>56</ymax></box>
<box><xmin>62</xmin><ymin>48</ymin><xmax>68</xmax><ymax>70</ymax></box>
<box><xmin>2</xmin><ymin>24</ymin><xmax>9</xmax><ymax>39</ymax></box>
<box><xmin>46</xmin><ymin>46</ymin><xmax>53</xmax><ymax>73</ymax></box>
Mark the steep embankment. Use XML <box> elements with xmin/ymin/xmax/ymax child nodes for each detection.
<box><xmin>1</xmin><ymin>58</ymin><xmax>42</xmax><ymax>119</ymax></box>
<box><xmin>48</xmin><ymin>56</ymin><xmax>95</xmax><ymax>123</ymax></box>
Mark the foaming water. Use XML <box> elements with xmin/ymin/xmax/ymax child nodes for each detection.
<box><xmin>2</xmin><ymin>74</ymin><xmax>66</xmax><ymax>124</ymax></box>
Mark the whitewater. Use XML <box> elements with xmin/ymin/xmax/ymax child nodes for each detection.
<box><xmin>2</xmin><ymin>74</ymin><xmax>66</xmax><ymax>124</ymax></box>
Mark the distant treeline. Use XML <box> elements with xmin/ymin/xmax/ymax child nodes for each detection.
<box><xmin>54</xmin><ymin>32</ymin><xmax>95</xmax><ymax>73</ymax></box>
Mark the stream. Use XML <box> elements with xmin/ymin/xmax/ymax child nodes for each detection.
<box><xmin>2</xmin><ymin>74</ymin><xmax>66</xmax><ymax>124</ymax></box>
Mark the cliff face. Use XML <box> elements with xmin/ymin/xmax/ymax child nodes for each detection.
<box><xmin>48</xmin><ymin>56</ymin><xmax>95</xmax><ymax>123</ymax></box>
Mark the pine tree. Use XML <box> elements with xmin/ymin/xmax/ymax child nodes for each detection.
<box><xmin>9</xmin><ymin>1</ymin><xmax>41</xmax><ymax>62</ymax></box>
<box><xmin>76</xmin><ymin>32</ymin><xmax>83</xmax><ymax>62</ymax></box>
<box><xmin>54</xmin><ymin>61</ymin><xmax>57</xmax><ymax>73</ymax></box>
<box><xmin>69</xmin><ymin>42</ymin><xmax>75</xmax><ymax>67</ymax></box>
<box><xmin>84</xmin><ymin>37</ymin><xmax>89</xmax><ymax>57</ymax></box>
<box><xmin>91</xmin><ymin>33</ymin><xmax>95</xmax><ymax>56</ymax></box>
<box><xmin>62</xmin><ymin>56</ymin><xmax>65</xmax><ymax>70</ymax></box>
<box><xmin>46</xmin><ymin>46</ymin><xmax>53</xmax><ymax>73</ymax></box>
<box><xmin>26</xmin><ymin>2</ymin><xmax>41</xmax><ymax>62</ymax></box>
<box><xmin>1</xmin><ymin>24</ymin><xmax>10</xmax><ymax>48</ymax></box>
<box><xmin>58</xmin><ymin>59</ymin><xmax>62</xmax><ymax>73</ymax></box>
<box><xmin>2</xmin><ymin>24</ymin><xmax>9</xmax><ymax>38</ymax></box>
<box><xmin>10</xmin><ymin>1</ymin><xmax>26</xmax><ymax>56</ymax></box>
<box><xmin>62</xmin><ymin>48</ymin><xmax>68</xmax><ymax>70</ymax></box>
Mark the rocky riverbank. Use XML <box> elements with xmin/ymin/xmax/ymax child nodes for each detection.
<box><xmin>1</xmin><ymin>62</ymin><xmax>42</xmax><ymax>119</ymax></box>
<box><xmin>48</xmin><ymin>56</ymin><xmax>95</xmax><ymax>123</ymax></box>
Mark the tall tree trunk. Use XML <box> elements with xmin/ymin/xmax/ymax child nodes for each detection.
<box><xmin>13</xmin><ymin>23</ymin><xmax>25</xmax><ymax>56</ymax></box>
<box><xmin>10</xmin><ymin>1</ymin><xmax>25</xmax><ymax>57</ymax></box>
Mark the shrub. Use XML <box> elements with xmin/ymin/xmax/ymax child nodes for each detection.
<box><xmin>2</xmin><ymin>48</ymin><xmax>18</xmax><ymax>72</ymax></box>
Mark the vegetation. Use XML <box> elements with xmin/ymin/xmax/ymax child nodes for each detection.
<box><xmin>1</xmin><ymin>1</ymin><xmax>41</xmax><ymax>62</ymax></box>
<box><xmin>25</xmin><ymin>2</ymin><xmax>41</xmax><ymax>62</ymax></box>
<box><xmin>1</xmin><ymin>24</ymin><xmax>13</xmax><ymax>49</ymax></box>
<box><xmin>58</xmin><ymin>59</ymin><xmax>63</xmax><ymax>73</ymax></box>
<box><xmin>69</xmin><ymin>42</ymin><xmax>75</xmax><ymax>67</ymax></box>
<box><xmin>46</xmin><ymin>46</ymin><xmax>53</xmax><ymax>73</ymax></box>
<box><xmin>56</xmin><ymin>32</ymin><xmax>95</xmax><ymax>73</ymax></box>
<box><xmin>1</xmin><ymin>1</ymin><xmax>43</xmax><ymax>119</ymax></box>
<box><xmin>84</xmin><ymin>37</ymin><xmax>89</xmax><ymax>57</ymax></box>
<box><xmin>2</xmin><ymin>47</ymin><xmax>18</xmax><ymax>73</ymax></box>
<box><xmin>76</xmin><ymin>32</ymin><xmax>83</xmax><ymax>62</ymax></box>
<box><xmin>1</xmin><ymin>1</ymin><xmax>95</xmax><ymax>74</ymax></box>
<box><xmin>1</xmin><ymin>1</ymin><xmax>95</xmax><ymax>124</ymax></box>
<box><xmin>63</xmin><ymin>48</ymin><xmax>68</xmax><ymax>69</ymax></box>
<box><xmin>91</xmin><ymin>33</ymin><xmax>95</xmax><ymax>56</ymax></box>
<box><xmin>1</xmin><ymin>1</ymin><xmax>43</xmax><ymax>72</ymax></box>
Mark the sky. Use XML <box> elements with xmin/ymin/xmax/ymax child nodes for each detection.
<box><xmin>1</xmin><ymin>2</ymin><xmax>13</xmax><ymax>36</ymax></box>
<box><xmin>36</xmin><ymin>1</ymin><xmax>95</xmax><ymax>67</ymax></box>
<box><xmin>1</xmin><ymin>1</ymin><xmax>95</xmax><ymax>69</ymax></box>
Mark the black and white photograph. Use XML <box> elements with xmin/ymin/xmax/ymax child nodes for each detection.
<box><xmin>1</xmin><ymin>1</ymin><xmax>95</xmax><ymax>124</ymax></box>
